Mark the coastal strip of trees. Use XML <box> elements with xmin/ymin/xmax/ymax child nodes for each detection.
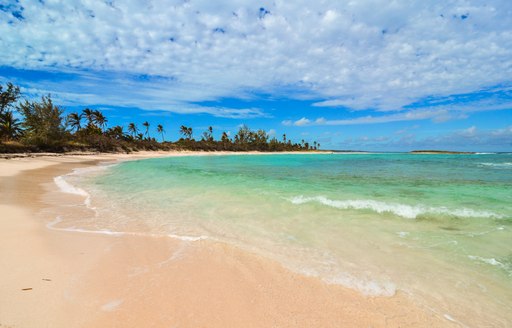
<box><xmin>0</xmin><ymin>82</ymin><xmax>320</xmax><ymax>153</ymax></box>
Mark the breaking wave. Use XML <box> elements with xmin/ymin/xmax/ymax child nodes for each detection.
<box><xmin>290</xmin><ymin>195</ymin><xmax>503</xmax><ymax>219</ymax></box>
<box><xmin>53</xmin><ymin>175</ymin><xmax>92</xmax><ymax>206</ymax></box>
<box><xmin>478</xmin><ymin>162</ymin><xmax>512</xmax><ymax>168</ymax></box>
<box><xmin>53</xmin><ymin>163</ymin><xmax>115</xmax><ymax>207</ymax></box>
<box><xmin>468</xmin><ymin>255</ymin><xmax>512</xmax><ymax>276</ymax></box>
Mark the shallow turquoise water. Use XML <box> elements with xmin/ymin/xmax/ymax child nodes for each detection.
<box><xmin>68</xmin><ymin>153</ymin><xmax>512</xmax><ymax>326</ymax></box>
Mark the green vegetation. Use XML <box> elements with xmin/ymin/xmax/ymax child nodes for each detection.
<box><xmin>0</xmin><ymin>82</ymin><xmax>320</xmax><ymax>153</ymax></box>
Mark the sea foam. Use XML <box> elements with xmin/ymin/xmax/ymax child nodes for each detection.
<box><xmin>47</xmin><ymin>217</ymin><xmax>208</xmax><ymax>241</ymax></box>
<box><xmin>290</xmin><ymin>195</ymin><xmax>503</xmax><ymax>219</ymax></box>
<box><xmin>53</xmin><ymin>175</ymin><xmax>92</xmax><ymax>207</ymax></box>
<box><xmin>478</xmin><ymin>162</ymin><xmax>512</xmax><ymax>168</ymax></box>
<box><xmin>468</xmin><ymin>255</ymin><xmax>511</xmax><ymax>273</ymax></box>
<box><xmin>53</xmin><ymin>163</ymin><xmax>115</xmax><ymax>207</ymax></box>
<box><xmin>53</xmin><ymin>175</ymin><xmax>89</xmax><ymax>197</ymax></box>
<box><xmin>325</xmin><ymin>274</ymin><xmax>396</xmax><ymax>297</ymax></box>
<box><xmin>296</xmin><ymin>267</ymin><xmax>396</xmax><ymax>297</ymax></box>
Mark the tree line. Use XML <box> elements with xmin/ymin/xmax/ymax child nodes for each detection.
<box><xmin>0</xmin><ymin>82</ymin><xmax>320</xmax><ymax>153</ymax></box>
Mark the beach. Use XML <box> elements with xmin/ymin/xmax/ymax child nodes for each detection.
<box><xmin>0</xmin><ymin>151</ymin><xmax>455</xmax><ymax>327</ymax></box>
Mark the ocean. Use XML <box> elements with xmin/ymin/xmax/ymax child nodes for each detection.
<box><xmin>55</xmin><ymin>153</ymin><xmax>512</xmax><ymax>326</ymax></box>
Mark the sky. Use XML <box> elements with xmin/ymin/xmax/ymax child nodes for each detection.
<box><xmin>1</xmin><ymin>0</ymin><xmax>512</xmax><ymax>151</ymax></box>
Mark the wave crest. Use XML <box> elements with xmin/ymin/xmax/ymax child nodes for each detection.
<box><xmin>53</xmin><ymin>175</ymin><xmax>92</xmax><ymax>206</ymax></box>
<box><xmin>478</xmin><ymin>162</ymin><xmax>512</xmax><ymax>168</ymax></box>
<box><xmin>53</xmin><ymin>164</ymin><xmax>115</xmax><ymax>207</ymax></box>
<box><xmin>290</xmin><ymin>195</ymin><xmax>503</xmax><ymax>219</ymax></box>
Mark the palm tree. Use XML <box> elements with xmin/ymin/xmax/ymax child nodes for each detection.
<box><xmin>0</xmin><ymin>111</ymin><xmax>23</xmax><ymax>140</ymax></box>
<box><xmin>93</xmin><ymin>110</ymin><xmax>108</xmax><ymax>131</ymax></box>
<box><xmin>180</xmin><ymin>125</ymin><xmax>192</xmax><ymax>140</ymax></box>
<box><xmin>142</xmin><ymin>121</ymin><xmax>150</xmax><ymax>139</ymax></box>
<box><xmin>67</xmin><ymin>112</ymin><xmax>82</xmax><ymax>132</ymax></box>
<box><xmin>82</xmin><ymin>108</ymin><xmax>95</xmax><ymax>127</ymax></box>
<box><xmin>180</xmin><ymin>125</ymin><xmax>187</xmax><ymax>139</ymax></box>
<box><xmin>128</xmin><ymin>122</ymin><xmax>138</xmax><ymax>138</ymax></box>
<box><xmin>157</xmin><ymin>124</ymin><xmax>165</xmax><ymax>142</ymax></box>
<box><xmin>202</xmin><ymin>126</ymin><xmax>213</xmax><ymax>142</ymax></box>
<box><xmin>106</xmin><ymin>125</ymin><xmax>125</xmax><ymax>140</ymax></box>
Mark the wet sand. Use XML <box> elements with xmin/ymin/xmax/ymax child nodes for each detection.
<box><xmin>0</xmin><ymin>152</ymin><xmax>451</xmax><ymax>327</ymax></box>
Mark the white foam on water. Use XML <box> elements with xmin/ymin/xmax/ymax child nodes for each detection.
<box><xmin>443</xmin><ymin>314</ymin><xmax>470</xmax><ymax>327</ymax></box>
<box><xmin>296</xmin><ymin>267</ymin><xmax>396</xmax><ymax>297</ymax></box>
<box><xmin>168</xmin><ymin>233</ymin><xmax>208</xmax><ymax>241</ymax></box>
<box><xmin>468</xmin><ymin>255</ymin><xmax>505</xmax><ymax>268</ymax></box>
<box><xmin>53</xmin><ymin>175</ymin><xmax>93</xmax><ymax>208</ymax></box>
<box><xmin>52</xmin><ymin>163</ymin><xmax>115</xmax><ymax>207</ymax></box>
<box><xmin>53</xmin><ymin>175</ymin><xmax>89</xmax><ymax>196</ymax></box>
<box><xmin>396</xmin><ymin>231</ymin><xmax>410</xmax><ymax>238</ymax></box>
<box><xmin>478</xmin><ymin>162</ymin><xmax>512</xmax><ymax>168</ymax></box>
<box><xmin>466</xmin><ymin>226</ymin><xmax>508</xmax><ymax>237</ymax></box>
<box><xmin>46</xmin><ymin>217</ymin><xmax>124</xmax><ymax>236</ymax></box>
<box><xmin>47</xmin><ymin>217</ymin><xmax>208</xmax><ymax>242</ymax></box>
<box><xmin>325</xmin><ymin>273</ymin><xmax>396</xmax><ymax>297</ymax></box>
<box><xmin>290</xmin><ymin>195</ymin><xmax>504</xmax><ymax>219</ymax></box>
<box><xmin>53</xmin><ymin>165</ymin><xmax>112</xmax><ymax>207</ymax></box>
<box><xmin>468</xmin><ymin>255</ymin><xmax>512</xmax><ymax>276</ymax></box>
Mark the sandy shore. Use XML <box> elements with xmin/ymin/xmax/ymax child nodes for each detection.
<box><xmin>0</xmin><ymin>151</ymin><xmax>451</xmax><ymax>327</ymax></box>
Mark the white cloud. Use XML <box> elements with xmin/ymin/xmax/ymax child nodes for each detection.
<box><xmin>491</xmin><ymin>125</ymin><xmax>512</xmax><ymax>136</ymax></box>
<box><xmin>294</xmin><ymin>117</ymin><xmax>311</xmax><ymax>126</ymax></box>
<box><xmin>395</xmin><ymin>124</ymin><xmax>420</xmax><ymax>135</ymax></box>
<box><xmin>418</xmin><ymin>125</ymin><xmax>512</xmax><ymax>149</ymax></box>
<box><xmin>1</xmin><ymin>0</ymin><xmax>512</xmax><ymax>116</ymax></box>
<box><xmin>282</xmin><ymin>98</ymin><xmax>512</xmax><ymax>126</ymax></box>
<box><xmin>334</xmin><ymin>125</ymin><xmax>512</xmax><ymax>151</ymax></box>
<box><xmin>459</xmin><ymin>126</ymin><xmax>477</xmax><ymax>137</ymax></box>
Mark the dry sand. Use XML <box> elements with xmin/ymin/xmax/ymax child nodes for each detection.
<box><xmin>0</xmin><ymin>151</ymin><xmax>452</xmax><ymax>327</ymax></box>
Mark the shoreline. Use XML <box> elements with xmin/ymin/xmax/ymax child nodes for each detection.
<box><xmin>0</xmin><ymin>152</ymin><xmax>452</xmax><ymax>327</ymax></box>
<box><xmin>0</xmin><ymin>150</ymin><xmax>335</xmax><ymax>160</ymax></box>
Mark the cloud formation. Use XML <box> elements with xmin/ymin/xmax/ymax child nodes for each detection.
<box><xmin>330</xmin><ymin>125</ymin><xmax>512</xmax><ymax>151</ymax></box>
<box><xmin>282</xmin><ymin>86</ymin><xmax>512</xmax><ymax>126</ymax></box>
<box><xmin>1</xmin><ymin>0</ymin><xmax>512</xmax><ymax>118</ymax></box>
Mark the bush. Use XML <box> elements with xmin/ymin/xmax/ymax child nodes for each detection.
<box><xmin>18</xmin><ymin>95</ymin><xmax>68</xmax><ymax>148</ymax></box>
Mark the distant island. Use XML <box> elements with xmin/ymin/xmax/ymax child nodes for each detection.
<box><xmin>410</xmin><ymin>150</ymin><xmax>476</xmax><ymax>154</ymax></box>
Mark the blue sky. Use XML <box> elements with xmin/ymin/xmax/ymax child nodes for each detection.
<box><xmin>1</xmin><ymin>0</ymin><xmax>511</xmax><ymax>151</ymax></box>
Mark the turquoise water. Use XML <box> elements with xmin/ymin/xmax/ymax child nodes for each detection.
<box><xmin>66</xmin><ymin>153</ymin><xmax>512</xmax><ymax>326</ymax></box>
